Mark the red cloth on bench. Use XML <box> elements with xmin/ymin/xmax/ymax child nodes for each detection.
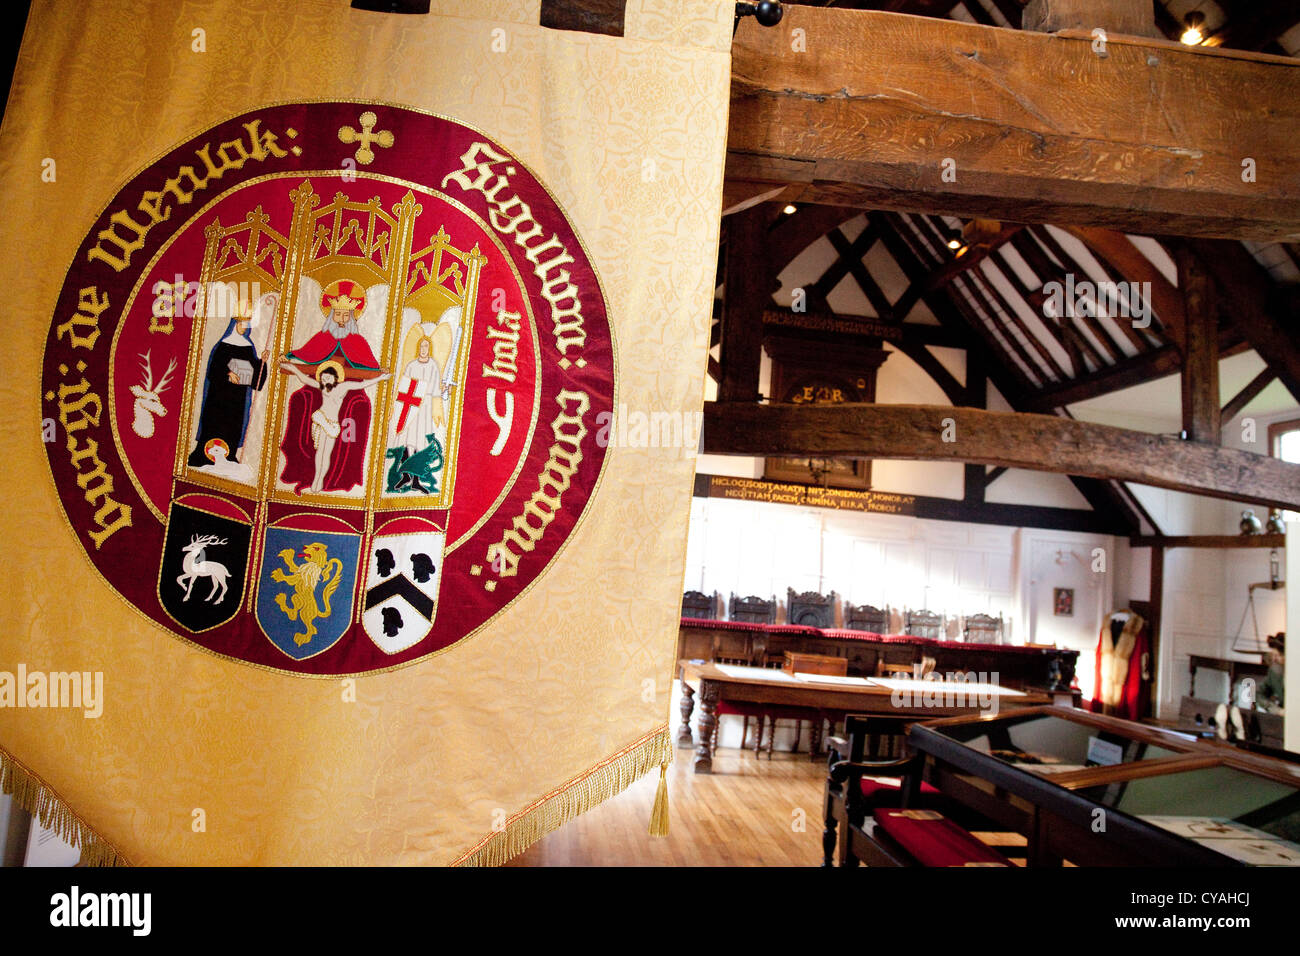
<box><xmin>873</xmin><ymin>809</ymin><xmax>1009</xmax><ymax>867</ymax></box>
<box><xmin>859</xmin><ymin>776</ymin><xmax>941</xmax><ymax>806</ymax></box>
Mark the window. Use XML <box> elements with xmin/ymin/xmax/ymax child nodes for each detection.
<box><xmin>1269</xmin><ymin>418</ymin><xmax>1300</xmax><ymax>522</ymax></box>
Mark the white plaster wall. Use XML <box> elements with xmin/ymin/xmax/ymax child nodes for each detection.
<box><xmin>680</xmin><ymin>496</ymin><xmax>1116</xmax><ymax>750</ymax></box>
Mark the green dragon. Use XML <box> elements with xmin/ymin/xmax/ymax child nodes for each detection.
<box><xmin>385</xmin><ymin>436</ymin><xmax>444</xmax><ymax>494</ymax></box>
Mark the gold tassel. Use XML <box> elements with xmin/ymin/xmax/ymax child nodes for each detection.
<box><xmin>0</xmin><ymin>747</ymin><xmax>127</xmax><ymax>866</ymax></box>
<box><xmin>453</xmin><ymin>723</ymin><xmax>673</xmax><ymax>866</ymax></box>
<box><xmin>648</xmin><ymin>762</ymin><xmax>669</xmax><ymax>837</ymax></box>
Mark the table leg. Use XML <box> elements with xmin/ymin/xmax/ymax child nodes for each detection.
<box><xmin>754</xmin><ymin>714</ymin><xmax>765</xmax><ymax>758</ymax></box>
<box><xmin>809</xmin><ymin>717</ymin><xmax>823</xmax><ymax>761</ymax></box>
<box><xmin>677</xmin><ymin>681</ymin><xmax>695</xmax><ymax>748</ymax></box>
<box><xmin>694</xmin><ymin>681</ymin><xmax>720</xmax><ymax>773</ymax></box>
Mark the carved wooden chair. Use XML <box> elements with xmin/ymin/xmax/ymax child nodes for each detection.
<box><xmin>844</xmin><ymin>602</ymin><xmax>888</xmax><ymax>634</ymax></box>
<box><xmin>681</xmin><ymin>590</ymin><xmax>718</xmax><ymax>620</ymax></box>
<box><xmin>728</xmin><ymin>593</ymin><xmax>776</xmax><ymax>624</ymax></box>
<box><xmin>904</xmin><ymin>608</ymin><xmax>943</xmax><ymax>640</ymax></box>
<box><xmin>787</xmin><ymin>588</ymin><xmax>835</xmax><ymax>628</ymax></box>
<box><xmin>963</xmin><ymin>613</ymin><xmax>1003</xmax><ymax>644</ymax></box>
<box><xmin>737</xmin><ymin>590</ymin><xmax>839</xmax><ymax>758</ymax></box>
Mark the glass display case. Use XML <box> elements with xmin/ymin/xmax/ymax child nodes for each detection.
<box><xmin>909</xmin><ymin>706</ymin><xmax>1300</xmax><ymax>866</ymax></box>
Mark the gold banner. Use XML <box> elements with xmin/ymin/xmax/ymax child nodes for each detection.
<box><xmin>0</xmin><ymin>0</ymin><xmax>729</xmax><ymax>864</ymax></box>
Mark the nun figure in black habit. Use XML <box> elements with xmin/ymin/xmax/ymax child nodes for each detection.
<box><xmin>187</xmin><ymin>305</ymin><xmax>269</xmax><ymax>468</ymax></box>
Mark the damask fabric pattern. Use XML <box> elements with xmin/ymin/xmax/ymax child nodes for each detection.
<box><xmin>0</xmin><ymin>0</ymin><xmax>730</xmax><ymax>864</ymax></box>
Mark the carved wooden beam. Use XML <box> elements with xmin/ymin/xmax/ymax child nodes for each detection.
<box><xmin>728</xmin><ymin>8</ymin><xmax>1300</xmax><ymax>240</ymax></box>
<box><xmin>701</xmin><ymin>402</ymin><xmax>1300</xmax><ymax>510</ymax></box>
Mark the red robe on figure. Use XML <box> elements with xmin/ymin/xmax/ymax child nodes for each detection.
<box><xmin>284</xmin><ymin>327</ymin><xmax>381</xmax><ymax>371</ymax></box>
<box><xmin>1089</xmin><ymin>610</ymin><xmax>1152</xmax><ymax>721</ymax></box>
<box><xmin>278</xmin><ymin>385</ymin><xmax>372</xmax><ymax>494</ymax></box>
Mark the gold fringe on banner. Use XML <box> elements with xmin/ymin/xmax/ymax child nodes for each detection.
<box><xmin>648</xmin><ymin>762</ymin><xmax>670</xmax><ymax>837</ymax></box>
<box><xmin>453</xmin><ymin>724</ymin><xmax>674</xmax><ymax>867</ymax></box>
<box><xmin>0</xmin><ymin>747</ymin><xmax>128</xmax><ymax>867</ymax></box>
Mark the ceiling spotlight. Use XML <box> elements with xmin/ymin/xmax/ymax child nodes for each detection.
<box><xmin>1181</xmin><ymin>11</ymin><xmax>1205</xmax><ymax>45</ymax></box>
<box><xmin>947</xmin><ymin>238</ymin><xmax>962</xmax><ymax>250</ymax></box>
<box><xmin>783</xmin><ymin>204</ymin><xmax>797</xmax><ymax>215</ymax></box>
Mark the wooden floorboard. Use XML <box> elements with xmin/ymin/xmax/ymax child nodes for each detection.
<box><xmin>508</xmin><ymin>746</ymin><xmax>829</xmax><ymax>867</ymax></box>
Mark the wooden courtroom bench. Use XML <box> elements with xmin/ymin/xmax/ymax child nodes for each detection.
<box><xmin>823</xmin><ymin>715</ymin><xmax>1015</xmax><ymax>867</ymax></box>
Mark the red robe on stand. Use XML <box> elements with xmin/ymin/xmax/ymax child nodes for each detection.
<box><xmin>1089</xmin><ymin>610</ymin><xmax>1153</xmax><ymax>721</ymax></box>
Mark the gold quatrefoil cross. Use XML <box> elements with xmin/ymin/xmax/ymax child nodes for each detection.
<box><xmin>338</xmin><ymin>111</ymin><xmax>394</xmax><ymax>165</ymax></box>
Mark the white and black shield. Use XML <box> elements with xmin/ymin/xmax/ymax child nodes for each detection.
<box><xmin>362</xmin><ymin>516</ymin><xmax>444</xmax><ymax>654</ymax></box>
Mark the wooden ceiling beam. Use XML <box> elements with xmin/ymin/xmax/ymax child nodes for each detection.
<box><xmin>701</xmin><ymin>402</ymin><xmax>1300</xmax><ymax>510</ymax></box>
<box><xmin>1022</xmin><ymin>0</ymin><xmax>1160</xmax><ymax>39</ymax></box>
<box><xmin>1025</xmin><ymin>345</ymin><xmax>1181</xmax><ymax>411</ymax></box>
<box><xmin>1189</xmin><ymin>238</ymin><xmax>1300</xmax><ymax>404</ymax></box>
<box><xmin>1176</xmin><ymin>246</ymin><xmax>1220</xmax><ymax>442</ymax></box>
<box><xmin>958</xmin><ymin>267</ymin><xmax>1072</xmax><ymax>382</ymax></box>
<box><xmin>1021</xmin><ymin>227</ymin><xmax>1143</xmax><ymax>357</ymax></box>
<box><xmin>1130</xmin><ymin>534</ymin><xmax>1287</xmax><ymax>550</ymax></box>
<box><xmin>766</xmin><ymin>205</ymin><xmax>864</xmax><ymax>274</ymax></box>
<box><xmin>717</xmin><ymin>204</ymin><xmax>777</xmax><ymax>402</ymax></box>
<box><xmin>1221</xmin><ymin>368</ymin><xmax>1277</xmax><ymax>423</ymax></box>
<box><xmin>1061</xmin><ymin>226</ymin><xmax>1184</xmax><ymax>347</ymax></box>
<box><xmin>893</xmin><ymin>222</ymin><xmax>1024</xmax><ymax>319</ymax></box>
<box><xmin>875</xmin><ymin>213</ymin><xmax>1139</xmax><ymax>531</ymax></box>
<box><xmin>804</xmin><ymin>223</ymin><xmax>878</xmax><ymax>307</ymax></box>
<box><xmin>824</xmin><ymin>226</ymin><xmax>895</xmax><ymax>319</ymax></box>
<box><xmin>728</xmin><ymin>8</ymin><xmax>1300</xmax><ymax>240</ymax></box>
<box><xmin>876</xmin><ymin>213</ymin><xmax>1041</xmax><ymax>396</ymax></box>
<box><xmin>908</xmin><ymin>214</ymin><xmax>1062</xmax><ymax>383</ymax></box>
<box><xmin>1016</xmin><ymin>262</ymin><xmax>1124</xmax><ymax>367</ymax></box>
<box><xmin>893</xmin><ymin>338</ymin><xmax>967</xmax><ymax>406</ymax></box>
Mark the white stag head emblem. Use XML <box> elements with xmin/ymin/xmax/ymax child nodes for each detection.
<box><xmin>129</xmin><ymin>349</ymin><xmax>177</xmax><ymax>438</ymax></box>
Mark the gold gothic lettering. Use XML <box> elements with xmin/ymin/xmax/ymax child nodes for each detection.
<box><xmin>485</xmin><ymin>390</ymin><xmax>589</xmax><ymax>577</ymax></box>
<box><xmin>54</xmin><ymin>373</ymin><xmax>133</xmax><ymax>548</ymax></box>
<box><xmin>55</xmin><ymin>287</ymin><xmax>111</xmax><ymax>351</ymax></box>
<box><xmin>86</xmin><ymin>120</ymin><xmax>288</xmax><ymax>272</ymax></box>
<box><xmin>442</xmin><ymin>142</ymin><xmax>587</xmax><ymax>355</ymax></box>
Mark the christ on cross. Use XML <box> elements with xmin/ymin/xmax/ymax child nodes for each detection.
<box><xmin>281</xmin><ymin>360</ymin><xmax>390</xmax><ymax>493</ymax></box>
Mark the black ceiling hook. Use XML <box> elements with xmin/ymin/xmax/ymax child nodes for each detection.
<box><xmin>735</xmin><ymin>1</ymin><xmax>784</xmax><ymax>35</ymax></box>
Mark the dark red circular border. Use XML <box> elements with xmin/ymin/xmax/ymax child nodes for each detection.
<box><xmin>40</xmin><ymin>102</ymin><xmax>614</xmax><ymax>676</ymax></box>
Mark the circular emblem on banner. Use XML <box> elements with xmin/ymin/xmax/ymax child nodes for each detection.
<box><xmin>41</xmin><ymin>103</ymin><xmax>614</xmax><ymax>675</ymax></box>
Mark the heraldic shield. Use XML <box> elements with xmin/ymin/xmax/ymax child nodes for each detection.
<box><xmin>362</xmin><ymin>516</ymin><xmax>445</xmax><ymax>655</ymax></box>
<box><xmin>158</xmin><ymin>494</ymin><xmax>253</xmax><ymax>633</ymax></box>
<box><xmin>256</xmin><ymin>514</ymin><xmax>360</xmax><ymax>661</ymax></box>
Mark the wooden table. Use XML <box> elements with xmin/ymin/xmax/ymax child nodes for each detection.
<box><xmin>678</xmin><ymin>660</ymin><xmax>1047</xmax><ymax>773</ymax></box>
<box><xmin>908</xmin><ymin>706</ymin><xmax>1300</xmax><ymax>866</ymax></box>
<box><xmin>677</xmin><ymin>619</ymin><xmax>1079</xmax><ymax>692</ymax></box>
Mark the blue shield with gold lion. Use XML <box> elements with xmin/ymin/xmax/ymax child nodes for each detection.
<box><xmin>255</xmin><ymin>516</ymin><xmax>360</xmax><ymax>661</ymax></box>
